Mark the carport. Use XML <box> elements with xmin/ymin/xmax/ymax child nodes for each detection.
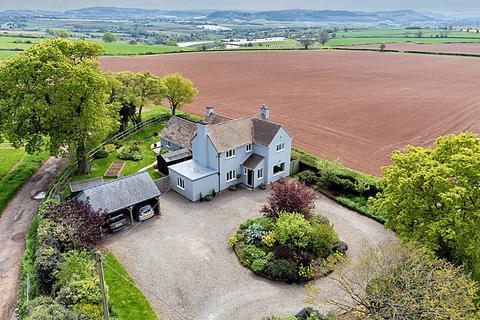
<box><xmin>77</xmin><ymin>171</ymin><xmax>161</xmax><ymax>224</ymax></box>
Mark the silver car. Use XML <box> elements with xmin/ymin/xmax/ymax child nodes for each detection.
<box><xmin>137</xmin><ymin>205</ymin><xmax>155</xmax><ymax>221</ymax></box>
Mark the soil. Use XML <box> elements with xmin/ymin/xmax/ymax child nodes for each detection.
<box><xmin>0</xmin><ymin>157</ymin><xmax>68</xmax><ymax>320</ymax></box>
<box><xmin>101</xmin><ymin>51</ymin><xmax>480</xmax><ymax>175</ymax></box>
<box><xmin>343</xmin><ymin>42</ymin><xmax>480</xmax><ymax>55</ymax></box>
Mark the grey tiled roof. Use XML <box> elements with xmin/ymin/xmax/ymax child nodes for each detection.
<box><xmin>69</xmin><ymin>177</ymin><xmax>105</xmax><ymax>193</ymax></box>
<box><xmin>208</xmin><ymin>118</ymin><xmax>254</xmax><ymax>152</ymax></box>
<box><xmin>160</xmin><ymin>116</ymin><xmax>197</xmax><ymax>149</ymax></box>
<box><xmin>242</xmin><ymin>153</ymin><xmax>265</xmax><ymax>169</ymax></box>
<box><xmin>205</xmin><ymin>113</ymin><xmax>233</xmax><ymax>125</ymax></box>
<box><xmin>78</xmin><ymin>172</ymin><xmax>160</xmax><ymax>213</ymax></box>
<box><xmin>161</xmin><ymin>148</ymin><xmax>192</xmax><ymax>163</ymax></box>
<box><xmin>252</xmin><ymin>118</ymin><xmax>283</xmax><ymax>146</ymax></box>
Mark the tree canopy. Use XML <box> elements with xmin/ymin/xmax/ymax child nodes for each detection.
<box><xmin>111</xmin><ymin>71</ymin><xmax>165</xmax><ymax>129</ymax></box>
<box><xmin>103</xmin><ymin>32</ymin><xmax>117</xmax><ymax>43</ymax></box>
<box><xmin>162</xmin><ymin>73</ymin><xmax>198</xmax><ymax>115</ymax></box>
<box><xmin>0</xmin><ymin>38</ymin><xmax>118</xmax><ymax>174</ymax></box>
<box><xmin>370</xmin><ymin>133</ymin><xmax>480</xmax><ymax>278</ymax></box>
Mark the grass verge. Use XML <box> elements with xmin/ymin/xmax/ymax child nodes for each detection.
<box><xmin>104</xmin><ymin>253</ymin><xmax>157</xmax><ymax>320</ymax></box>
<box><xmin>0</xmin><ymin>151</ymin><xmax>49</xmax><ymax>215</ymax></box>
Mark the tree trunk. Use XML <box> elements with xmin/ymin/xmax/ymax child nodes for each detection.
<box><xmin>137</xmin><ymin>103</ymin><xmax>144</xmax><ymax>123</ymax></box>
<box><xmin>77</xmin><ymin>143</ymin><xmax>91</xmax><ymax>175</ymax></box>
<box><xmin>172</xmin><ymin>105</ymin><xmax>176</xmax><ymax>115</ymax></box>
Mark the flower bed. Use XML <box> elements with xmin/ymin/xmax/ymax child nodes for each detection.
<box><xmin>229</xmin><ymin>179</ymin><xmax>347</xmax><ymax>283</ymax></box>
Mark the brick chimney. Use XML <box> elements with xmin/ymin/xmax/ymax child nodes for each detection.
<box><xmin>260</xmin><ymin>105</ymin><xmax>270</xmax><ymax>121</ymax></box>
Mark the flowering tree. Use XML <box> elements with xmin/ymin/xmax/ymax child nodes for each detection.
<box><xmin>261</xmin><ymin>178</ymin><xmax>317</xmax><ymax>219</ymax></box>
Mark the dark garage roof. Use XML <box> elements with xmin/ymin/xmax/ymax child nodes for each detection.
<box><xmin>77</xmin><ymin>172</ymin><xmax>160</xmax><ymax>213</ymax></box>
<box><xmin>69</xmin><ymin>177</ymin><xmax>105</xmax><ymax>193</ymax></box>
<box><xmin>161</xmin><ymin>148</ymin><xmax>192</xmax><ymax>163</ymax></box>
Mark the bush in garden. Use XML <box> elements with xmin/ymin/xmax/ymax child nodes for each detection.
<box><xmin>332</xmin><ymin>241</ymin><xmax>349</xmax><ymax>255</ymax></box>
<box><xmin>240</xmin><ymin>216</ymin><xmax>274</xmax><ymax>231</ymax></box>
<box><xmin>237</xmin><ymin>244</ymin><xmax>271</xmax><ymax>267</ymax></box>
<box><xmin>261</xmin><ymin>178</ymin><xmax>316</xmax><ymax>219</ymax></box>
<box><xmin>93</xmin><ymin>150</ymin><xmax>109</xmax><ymax>159</ymax></box>
<box><xmin>44</xmin><ymin>199</ymin><xmax>104</xmax><ymax>248</ymax></box>
<box><xmin>263</xmin><ymin>259</ymin><xmax>298</xmax><ymax>282</ymax></box>
<box><xmin>36</xmin><ymin>218</ymin><xmax>70</xmax><ymax>250</ymax></box>
<box><xmin>117</xmin><ymin>143</ymin><xmax>143</xmax><ymax>161</ymax></box>
<box><xmin>296</xmin><ymin>170</ymin><xmax>318</xmax><ymax>186</ymax></box>
<box><xmin>54</xmin><ymin>250</ymin><xmax>96</xmax><ymax>292</ymax></box>
<box><xmin>24</xmin><ymin>296</ymin><xmax>81</xmax><ymax>320</ymax></box>
<box><xmin>72</xmin><ymin>303</ymin><xmax>103</xmax><ymax>319</ymax></box>
<box><xmin>103</xmin><ymin>143</ymin><xmax>117</xmax><ymax>153</ymax></box>
<box><xmin>245</xmin><ymin>223</ymin><xmax>266</xmax><ymax>245</ymax></box>
<box><xmin>34</xmin><ymin>244</ymin><xmax>62</xmax><ymax>291</ymax></box>
<box><xmin>56</xmin><ymin>277</ymin><xmax>102</xmax><ymax>305</ymax></box>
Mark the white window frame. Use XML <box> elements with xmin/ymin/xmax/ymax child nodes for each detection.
<box><xmin>257</xmin><ymin>168</ymin><xmax>263</xmax><ymax>180</ymax></box>
<box><xmin>166</xmin><ymin>140</ymin><xmax>171</xmax><ymax>147</ymax></box>
<box><xmin>176</xmin><ymin>177</ymin><xmax>185</xmax><ymax>190</ymax></box>
<box><xmin>245</xmin><ymin>143</ymin><xmax>252</xmax><ymax>153</ymax></box>
<box><xmin>226</xmin><ymin>149</ymin><xmax>236</xmax><ymax>159</ymax></box>
<box><xmin>273</xmin><ymin>162</ymin><xmax>285</xmax><ymax>176</ymax></box>
<box><xmin>226</xmin><ymin>170</ymin><xmax>237</xmax><ymax>182</ymax></box>
<box><xmin>276</xmin><ymin>142</ymin><xmax>285</xmax><ymax>152</ymax></box>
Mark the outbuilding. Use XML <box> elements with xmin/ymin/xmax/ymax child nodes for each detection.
<box><xmin>77</xmin><ymin>171</ymin><xmax>161</xmax><ymax>224</ymax></box>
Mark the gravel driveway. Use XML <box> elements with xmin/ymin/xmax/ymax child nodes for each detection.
<box><xmin>106</xmin><ymin>189</ymin><xmax>395</xmax><ymax>320</ymax></box>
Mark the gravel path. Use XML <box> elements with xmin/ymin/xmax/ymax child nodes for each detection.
<box><xmin>106</xmin><ymin>189</ymin><xmax>396</xmax><ymax>320</ymax></box>
<box><xmin>0</xmin><ymin>157</ymin><xmax>68</xmax><ymax>320</ymax></box>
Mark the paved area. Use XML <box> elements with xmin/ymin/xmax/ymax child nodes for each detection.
<box><xmin>0</xmin><ymin>157</ymin><xmax>68</xmax><ymax>320</ymax></box>
<box><xmin>106</xmin><ymin>188</ymin><xmax>396</xmax><ymax>320</ymax></box>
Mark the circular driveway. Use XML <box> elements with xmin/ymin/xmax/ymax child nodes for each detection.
<box><xmin>105</xmin><ymin>189</ymin><xmax>395</xmax><ymax>320</ymax></box>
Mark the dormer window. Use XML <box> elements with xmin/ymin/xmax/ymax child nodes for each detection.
<box><xmin>245</xmin><ymin>143</ymin><xmax>252</xmax><ymax>153</ymax></box>
<box><xmin>276</xmin><ymin>142</ymin><xmax>285</xmax><ymax>152</ymax></box>
<box><xmin>226</xmin><ymin>149</ymin><xmax>236</xmax><ymax>159</ymax></box>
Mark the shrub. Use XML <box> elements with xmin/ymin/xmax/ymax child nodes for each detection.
<box><xmin>44</xmin><ymin>199</ymin><xmax>104</xmax><ymax>248</ymax></box>
<box><xmin>251</xmin><ymin>258</ymin><xmax>269</xmax><ymax>274</ymax></box>
<box><xmin>297</xmin><ymin>170</ymin><xmax>318</xmax><ymax>186</ymax></box>
<box><xmin>103</xmin><ymin>144</ymin><xmax>117</xmax><ymax>153</ymax></box>
<box><xmin>240</xmin><ymin>216</ymin><xmax>274</xmax><ymax>231</ymax></box>
<box><xmin>93</xmin><ymin>150</ymin><xmax>109</xmax><ymax>159</ymax></box>
<box><xmin>261</xmin><ymin>178</ymin><xmax>316</xmax><ymax>219</ymax></box>
<box><xmin>34</xmin><ymin>244</ymin><xmax>61</xmax><ymax>291</ymax></box>
<box><xmin>245</xmin><ymin>223</ymin><xmax>266</xmax><ymax>245</ymax></box>
<box><xmin>332</xmin><ymin>241</ymin><xmax>348</xmax><ymax>255</ymax></box>
<box><xmin>261</xmin><ymin>231</ymin><xmax>276</xmax><ymax>247</ymax></box>
<box><xmin>25</xmin><ymin>296</ymin><xmax>80</xmax><ymax>320</ymax></box>
<box><xmin>54</xmin><ymin>250</ymin><xmax>96</xmax><ymax>291</ymax></box>
<box><xmin>56</xmin><ymin>277</ymin><xmax>102</xmax><ymax>305</ymax></box>
<box><xmin>237</xmin><ymin>244</ymin><xmax>269</xmax><ymax>267</ymax></box>
<box><xmin>263</xmin><ymin>259</ymin><xmax>297</xmax><ymax>282</ymax></box>
<box><xmin>117</xmin><ymin>144</ymin><xmax>143</xmax><ymax>161</ymax></box>
<box><xmin>37</xmin><ymin>218</ymin><xmax>69</xmax><ymax>250</ymax></box>
<box><xmin>274</xmin><ymin>213</ymin><xmax>313</xmax><ymax>251</ymax></box>
<box><xmin>228</xmin><ymin>235</ymin><xmax>239</xmax><ymax>247</ymax></box>
<box><xmin>72</xmin><ymin>303</ymin><xmax>103</xmax><ymax>319</ymax></box>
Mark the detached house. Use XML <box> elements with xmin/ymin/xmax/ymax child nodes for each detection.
<box><xmin>160</xmin><ymin>105</ymin><xmax>292</xmax><ymax>201</ymax></box>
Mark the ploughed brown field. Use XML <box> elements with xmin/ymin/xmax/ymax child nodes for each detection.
<box><xmin>345</xmin><ymin>43</ymin><xmax>480</xmax><ymax>55</ymax></box>
<box><xmin>101</xmin><ymin>51</ymin><xmax>480</xmax><ymax>175</ymax></box>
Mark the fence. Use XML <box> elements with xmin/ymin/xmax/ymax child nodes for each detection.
<box><xmin>47</xmin><ymin>115</ymin><xmax>170</xmax><ymax>200</ymax></box>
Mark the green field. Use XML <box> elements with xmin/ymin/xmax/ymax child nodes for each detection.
<box><xmin>101</xmin><ymin>42</ymin><xmax>191</xmax><ymax>55</ymax></box>
<box><xmin>104</xmin><ymin>253</ymin><xmax>158</xmax><ymax>320</ymax></box>
<box><xmin>0</xmin><ymin>143</ymin><xmax>25</xmax><ymax>179</ymax></box>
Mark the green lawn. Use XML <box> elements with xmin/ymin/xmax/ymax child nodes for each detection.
<box><xmin>103</xmin><ymin>253</ymin><xmax>158</xmax><ymax>320</ymax></box>
<box><xmin>0</xmin><ymin>148</ymin><xmax>48</xmax><ymax>215</ymax></box>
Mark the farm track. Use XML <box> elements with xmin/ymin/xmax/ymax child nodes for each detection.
<box><xmin>102</xmin><ymin>50</ymin><xmax>480</xmax><ymax>175</ymax></box>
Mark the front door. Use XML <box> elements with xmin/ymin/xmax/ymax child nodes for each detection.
<box><xmin>247</xmin><ymin>169</ymin><xmax>254</xmax><ymax>187</ymax></box>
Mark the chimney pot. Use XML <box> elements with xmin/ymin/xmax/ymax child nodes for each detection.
<box><xmin>260</xmin><ymin>105</ymin><xmax>270</xmax><ymax>121</ymax></box>
<box><xmin>206</xmin><ymin>106</ymin><xmax>214</xmax><ymax>116</ymax></box>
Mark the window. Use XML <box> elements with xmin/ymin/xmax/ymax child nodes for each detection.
<box><xmin>276</xmin><ymin>142</ymin><xmax>285</xmax><ymax>152</ymax></box>
<box><xmin>226</xmin><ymin>149</ymin><xmax>236</xmax><ymax>159</ymax></box>
<box><xmin>257</xmin><ymin>168</ymin><xmax>263</xmax><ymax>179</ymax></box>
<box><xmin>226</xmin><ymin>170</ymin><xmax>236</xmax><ymax>182</ymax></box>
<box><xmin>245</xmin><ymin>143</ymin><xmax>252</xmax><ymax>153</ymax></box>
<box><xmin>244</xmin><ymin>167</ymin><xmax>248</xmax><ymax>175</ymax></box>
<box><xmin>273</xmin><ymin>163</ymin><xmax>285</xmax><ymax>175</ymax></box>
<box><xmin>176</xmin><ymin>177</ymin><xmax>185</xmax><ymax>190</ymax></box>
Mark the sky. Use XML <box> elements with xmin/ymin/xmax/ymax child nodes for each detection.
<box><xmin>0</xmin><ymin>0</ymin><xmax>478</xmax><ymax>12</ymax></box>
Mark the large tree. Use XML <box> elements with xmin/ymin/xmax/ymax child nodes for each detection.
<box><xmin>0</xmin><ymin>38</ymin><xmax>118</xmax><ymax>174</ymax></box>
<box><xmin>103</xmin><ymin>32</ymin><xmax>117</xmax><ymax>43</ymax></box>
<box><xmin>162</xmin><ymin>73</ymin><xmax>198</xmax><ymax>115</ymax></box>
<box><xmin>112</xmin><ymin>71</ymin><xmax>165</xmax><ymax>129</ymax></box>
<box><xmin>370</xmin><ymin>133</ymin><xmax>480</xmax><ymax>278</ymax></box>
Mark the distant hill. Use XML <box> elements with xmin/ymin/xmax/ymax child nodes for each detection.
<box><xmin>0</xmin><ymin>10</ymin><xmax>62</xmax><ymax>17</ymax></box>
<box><xmin>206</xmin><ymin>9</ymin><xmax>436</xmax><ymax>25</ymax></box>
<box><xmin>63</xmin><ymin>7</ymin><xmax>212</xmax><ymax>19</ymax></box>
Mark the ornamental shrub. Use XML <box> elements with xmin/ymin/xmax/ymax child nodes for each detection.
<box><xmin>261</xmin><ymin>178</ymin><xmax>316</xmax><ymax>219</ymax></box>
<box><xmin>34</xmin><ymin>244</ymin><xmax>61</xmax><ymax>291</ymax></box>
<box><xmin>54</xmin><ymin>250</ymin><xmax>96</xmax><ymax>292</ymax></box>
<box><xmin>103</xmin><ymin>144</ymin><xmax>117</xmax><ymax>153</ymax></box>
<box><xmin>251</xmin><ymin>258</ymin><xmax>269</xmax><ymax>274</ymax></box>
<box><xmin>44</xmin><ymin>199</ymin><xmax>104</xmax><ymax>248</ymax></box>
<box><xmin>25</xmin><ymin>296</ymin><xmax>80</xmax><ymax>320</ymax></box>
<box><xmin>117</xmin><ymin>144</ymin><xmax>143</xmax><ymax>161</ymax></box>
<box><xmin>56</xmin><ymin>277</ymin><xmax>102</xmax><ymax>305</ymax></box>
<box><xmin>237</xmin><ymin>244</ymin><xmax>269</xmax><ymax>267</ymax></box>
<box><xmin>93</xmin><ymin>150</ymin><xmax>109</xmax><ymax>159</ymax></box>
<box><xmin>274</xmin><ymin>213</ymin><xmax>314</xmax><ymax>251</ymax></box>
<box><xmin>263</xmin><ymin>259</ymin><xmax>297</xmax><ymax>282</ymax></box>
<box><xmin>37</xmin><ymin>218</ymin><xmax>70</xmax><ymax>250</ymax></box>
<box><xmin>245</xmin><ymin>223</ymin><xmax>266</xmax><ymax>245</ymax></box>
<box><xmin>261</xmin><ymin>231</ymin><xmax>276</xmax><ymax>247</ymax></box>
